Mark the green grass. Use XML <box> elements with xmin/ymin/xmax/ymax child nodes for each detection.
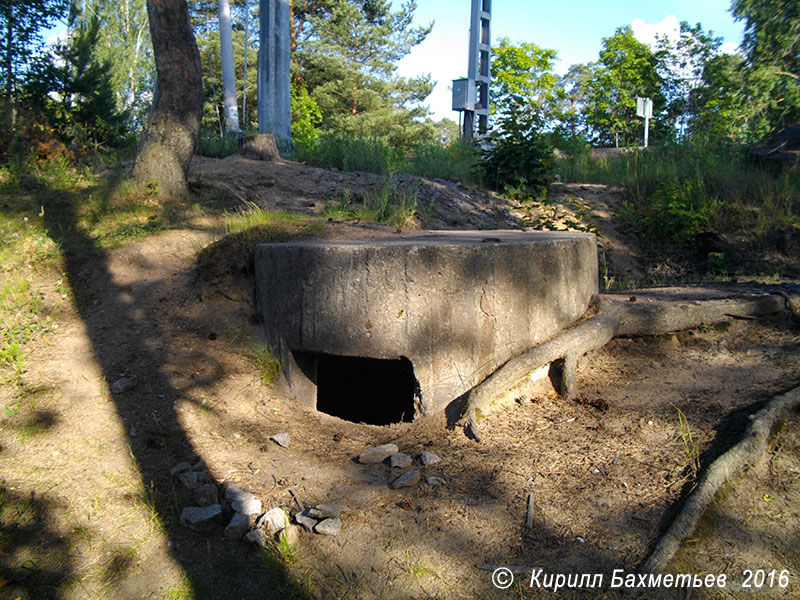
<box><xmin>323</xmin><ymin>180</ymin><xmax>420</xmax><ymax>228</ymax></box>
<box><xmin>197</xmin><ymin>130</ymin><xmax>241</xmax><ymax>158</ymax></box>
<box><xmin>0</xmin><ymin>151</ymin><xmax>244</xmax><ymax>387</ymax></box>
<box><xmin>673</xmin><ymin>404</ymin><xmax>701</xmax><ymax>482</ymax></box>
<box><xmin>293</xmin><ymin>131</ymin><xmax>404</xmax><ymax>174</ymax></box>
<box><xmin>250</xmin><ymin>343</ymin><xmax>284</xmax><ymax>386</ymax></box>
<box><xmin>293</xmin><ymin>130</ymin><xmax>479</xmax><ymax>184</ymax></box>
<box><xmin>407</xmin><ymin>139</ymin><xmax>480</xmax><ymax>184</ymax></box>
<box><xmin>558</xmin><ymin>142</ymin><xmax>800</xmax><ymax>249</ymax></box>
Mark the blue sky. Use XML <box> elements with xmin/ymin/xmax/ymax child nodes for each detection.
<box><xmin>397</xmin><ymin>0</ymin><xmax>746</xmax><ymax>121</ymax></box>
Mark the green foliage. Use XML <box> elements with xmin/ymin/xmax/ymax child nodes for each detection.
<box><xmin>291</xmin><ymin>83</ymin><xmax>322</xmax><ymax>145</ymax></box>
<box><xmin>294</xmin><ymin>130</ymin><xmax>403</xmax><ymax>174</ymax></box>
<box><xmin>408</xmin><ymin>139</ymin><xmax>479</xmax><ymax>184</ymax></box>
<box><xmin>733</xmin><ymin>0</ymin><xmax>800</xmax><ymax>79</ymax></box>
<box><xmin>250</xmin><ymin>344</ymin><xmax>283</xmax><ymax>386</ymax></box>
<box><xmin>583</xmin><ymin>26</ymin><xmax>666</xmax><ymax>147</ymax></box>
<box><xmin>323</xmin><ymin>179</ymin><xmax>419</xmax><ymax>227</ymax></box>
<box><xmin>197</xmin><ymin>130</ymin><xmax>241</xmax><ymax>158</ymax></box>
<box><xmin>76</xmin><ymin>0</ymin><xmax>154</xmax><ymax>128</ymax></box>
<box><xmin>0</xmin><ymin>0</ymin><xmax>69</xmax><ymax>97</ymax></box>
<box><xmin>653</xmin><ymin>21</ymin><xmax>722</xmax><ymax>137</ymax></box>
<box><xmin>492</xmin><ymin>38</ymin><xmax>561</xmax><ymax>125</ymax></box>
<box><xmin>479</xmin><ymin>102</ymin><xmax>556</xmax><ymax>197</ymax></box>
<box><xmin>689</xmin><ymin>53</ymin><xmax>753</xmax><ymax>142</ymax></box>
<box><xmin>293</xmin><ymin>129</ymin><xmax>478</xmax><ymax>184</ymax></box>
<box><xmin>296</xmin><ymin>0</ymin><xmax>434</xmax><ymax>149</ymax></box>
<box><xmin>558</xmin><ymin>142</ymin><xmax>800</xmax><ymax>251</ymax></box>
<box><xmin>22</xmin><ymin>5</ymin><xmax>131</xmax><ymax>155</ymax></box>
<box><xmin>193</xmin><ymin>0</ymin><xmax>259</xmax><ymax>136</ymax></box>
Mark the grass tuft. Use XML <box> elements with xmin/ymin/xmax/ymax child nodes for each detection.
<box><xmin>558</xmin><ymin>143</ymin><xmax>800</xmax><ymax>248</ymax></box>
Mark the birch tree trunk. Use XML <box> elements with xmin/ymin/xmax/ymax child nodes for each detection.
<box><xmin>218</xmin><ymin>0</ymin><xmax>240</xmax><ymax>132</ymax></box>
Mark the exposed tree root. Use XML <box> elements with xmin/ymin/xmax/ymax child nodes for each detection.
<box><xmin>457</xmin><ymin>291</ymin><xmax>792</xmax><ymax>439</ymax></box>
<box><xmin>640</xmin><ymin>384</ymin><xmax>800</xmax><ymax>574</ymax></box>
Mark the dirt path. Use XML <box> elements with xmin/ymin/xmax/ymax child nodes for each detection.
<box><xmin>2</xmin><ymin>168</ymin><xmax>799</xmax><ymax>599</ymax></box>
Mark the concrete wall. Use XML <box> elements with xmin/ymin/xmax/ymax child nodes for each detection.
<box><xmin>254</xmin><ymin>231</ymin><xmax>598</xmax><ymax>416</ymax></box>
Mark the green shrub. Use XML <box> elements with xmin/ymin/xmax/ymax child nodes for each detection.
<box><xmin>478</xmin><ymin>105</ymin><xmax>556</xmax><ymax>197</ymax></box>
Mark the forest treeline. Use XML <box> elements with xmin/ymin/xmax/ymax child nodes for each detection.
<box><xmin>0</xmin><ymin>0</ymin><xmax>797</xmax><ymax>176</ymax></box>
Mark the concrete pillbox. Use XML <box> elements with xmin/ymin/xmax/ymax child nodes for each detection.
<box><xmin>254</xmin><ymin>230</ymin><xmax>598</xmax><ymax>419</ymax></box>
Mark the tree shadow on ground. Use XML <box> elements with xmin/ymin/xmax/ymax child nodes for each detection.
<box><xmin>29</xmin><ymin>182</ymin><xmax>306</xmax><ymax>599</ymax></box>
<box><xmin>7</xmin><ymin>172</ymin><xmax>797</xmax><ymax>599</ymax></box>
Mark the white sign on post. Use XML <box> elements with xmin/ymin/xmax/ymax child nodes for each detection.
<box><xmin>636</xmin><ymin>97</ymin><xmax>653</xmax><ymax>147</ymax></box>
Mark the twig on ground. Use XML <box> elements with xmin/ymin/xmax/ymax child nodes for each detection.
<box><xmin>640</xmin><ymin>384</ymin><xmax>800</xmax><ymax>574</ymax></box>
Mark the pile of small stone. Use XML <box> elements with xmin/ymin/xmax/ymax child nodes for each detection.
<box><xmin>292</xmin><ymin>502</ymin><xmax>350</xmax><ymax>536</ymax></box>
<box><xmin>172</xmin><ymin>458</ymin><xmax>346</xmax><ymax>548</ymax></box>
<box><xmin>357</xmin><ymin>443</ymin><xmax>446</xmax><ymax>488</ymax></box>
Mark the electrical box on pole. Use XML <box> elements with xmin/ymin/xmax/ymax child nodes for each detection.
<box><xmin>452</xmin><ymin>0</ymin><xmax>491</xmax><ymax>140</ymax></box>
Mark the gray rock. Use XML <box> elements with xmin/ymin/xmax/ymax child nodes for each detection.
<box><xmin>244</xmin><ymin>528</ymin><xmax>268</xmax><ymax>548</ymax></box>
<box><xmin>224</xmin><ymin>485</ymin><xmax>256</xmax><ymax>504</ymax></box>
<box><xmin>419</xmin><ymin>451</ymin><xmax>440</xmax><ymax>466</ymax></box>
<box><xmin>257</xmin><ymin>507</ymin><xmax>288</xmax><ymax>533</ymax></box>
<box><xmin>426</xmin><ymin>476</ymin><xmax>446</xmax><ymax>486</ymax></box>
<box><xmin>232</xmin><ymin>497</ymin><xmax>262</xmax><ymax>516</ymax></box>
<box><xmin>170</xmin><ymin>461</ymin><xmax>192</xmax><ymax>477</ymax></box>
<box><xmin>308</xmin><ymin>503</ymin><xmax>350</xmax><ymax>519</ymax></box>
<box><xmin>110</xmin><ymin>375</ymin><xmax>137</xmax><ymax>394</ymax></box>
<box><xmin>180</xmin><ymin>504</ymin><xmax>222</xmax><ymax>528</ymax></box>
<box><xmin>389</xmin><ymin>453</ymin><xmax>412</xmax><ymax>469</ymax></box>
<box><xmin>178</xmin><ymin>471</ymin><xmax>210</xmax><ymax>490</ymax></box>
<box><xmin>191</xmin><ymin>460</ymin><xmax>206</xmax><ymax>472</ymax></box>
<box><xmin>270</xmin><ymin>432</ymin><xmax>290</xmax><ymax>448</ymax></box>
<box><xmin>294</xmin><ymin>512</ymin><xmax>317</xmax><ymax>532</ymax></box>
<box><xmin>358</xmin><ymin>443</ymin><xmax>399</xmax><ymax>464</ymax></box>
<box><xmin>390</xmin><ymin>470</ymin><xmax>421</xmax><ymax>489</ymax></box>
<box><xmin>224</xmin><ymin>512</ymin><xmax>253</xmax><ymax>541</ymax></box>
<box><xmin>314</xmin><ymin>517</ymin><xmax>341</xmax><ymax>536</ymax></box>
<box><xmin>194</xmin><ymin>483</ymin><xmax>219</xmax><ymax>507</ymax></box>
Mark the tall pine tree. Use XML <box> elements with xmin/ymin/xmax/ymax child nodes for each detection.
<box><xmin>295</xmin><ymin>0</ymin><xmax>434</xmax><ymax>149</ymax></box>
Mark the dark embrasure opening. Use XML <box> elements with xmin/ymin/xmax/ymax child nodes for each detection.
<box><xmin>315</xmin><ymin>354</ymin><xmax>419</xmax><ymax>425</ymax></box>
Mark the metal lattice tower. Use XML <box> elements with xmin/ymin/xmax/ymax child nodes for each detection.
<box><xmin>452</xmin><ymin>0</ymin><xmax>491</xmax><ymax>140</ymax></box>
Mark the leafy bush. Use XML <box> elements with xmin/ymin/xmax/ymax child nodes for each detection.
<box><xmin>478</xmin><ymin>102</ymin><xmax>556</xmax><ymax>197</ymax></box>
<box><xmin>291</xmin><ymin>84</ymin><xmax>322</xmax><ymax>146</ymax></box>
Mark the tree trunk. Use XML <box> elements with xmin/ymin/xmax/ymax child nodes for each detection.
<box><xmin>241</xmin><ymin>0</ymin><xmax>249</xmax><ymax>126</ymax></box>
<box><xmin>218</xmin><ymin>0</ymin><xmax>240</xmax><ymax>132</ymax></box>
<box><xmin>134</xmin><ymin>0</ymin><xmax>203</xmax><ymax>198</ymax></box>
<box><xmin>6</xmin><ymin>0</ymin><xmax>13</xmax><ymax>99</ymax></box>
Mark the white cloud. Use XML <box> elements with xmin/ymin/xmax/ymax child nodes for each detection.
<box><xmin>719</xmin><ymin>40</ymin><xmax>741</xmax><ymax>55</ymax></box>
<box><xmin>631</xmin><ymin>15</ymin><xmax>680</xmax><ymax>48</ymax></box>
<box><xmin>44</xmin><ymin>23</ymin><xmax>68</xmax><ymax>47</ymax></box>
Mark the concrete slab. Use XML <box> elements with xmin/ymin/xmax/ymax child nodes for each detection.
<box><xmin>254</xmin><ymin>230</ymin><xmax>598</xmax><ymax>417</ymax></box>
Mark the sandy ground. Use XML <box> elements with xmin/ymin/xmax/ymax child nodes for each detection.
<box><xmin>1</xmin><ymin>156</ymin><xmax>799</xmax><ymax>599</ymax></box>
